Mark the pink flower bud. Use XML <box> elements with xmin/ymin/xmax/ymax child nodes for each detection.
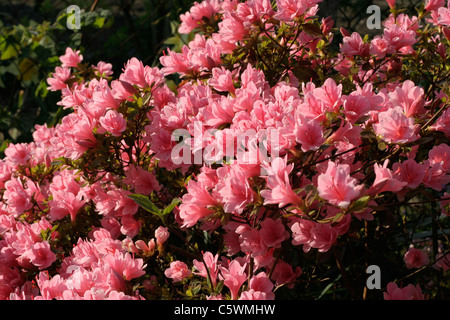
<box><xmin>386</xmin><ymin>0</ymin><xmax>396</xmax><ymax>9</ymax></box>
<box><xmin>155</xmin><ymin>226</ymin><xmax>170</xmax><ymax>245</ymax></box>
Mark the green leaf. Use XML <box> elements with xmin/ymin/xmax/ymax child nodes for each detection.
<box><xmin>128</xmin><ymin>194</ymin><xmax>161</xmax><ymax>215</ymax></box>
<box><xmin>162</xmin><ymin>198</ymin><xmax>181</xmax><ymax>216</ymax></box>
<box><xmin>348</xmin><ymin>195</ymin><xmax>371</xmax><ymax>213</ymax></box>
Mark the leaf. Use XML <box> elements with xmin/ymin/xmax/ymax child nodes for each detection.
<box><xmin>162</xmin><ymin>198</ymin><xmax>181</xmax><ymax>216</ymax></box>
<box><xmin>302</xmin><ymin>23</ymin><xmax>322</xmax><ymax>37</ymax></box>
<box><xmin>128</xmin><ymin>194</ymin><xmax>161</xmax><ymax>215</ymax></box>
<box><xmin>348</xmin><ymin>195</ymin><xmax>371</xmax><ymax>213</ymax></box>
<box><xmin>18</xmin><ymin>58</ymin><xmax>38</xmax><ymax>81</ymax></box>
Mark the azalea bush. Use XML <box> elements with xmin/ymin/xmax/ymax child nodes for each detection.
<box><xmin>0</xmin><ymin>0</ymin><xmax>449</xmax><ymax>300</ymax></box>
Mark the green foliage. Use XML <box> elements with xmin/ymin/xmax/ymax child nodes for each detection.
<box><xmin>0</xmin><ymin>6</ymin><xmax>114</xmax><ymax>148</ymax></box>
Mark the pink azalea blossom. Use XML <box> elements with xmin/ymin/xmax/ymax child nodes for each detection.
<box><xmin>271</xmin><ymin>259</ymin><xmax>302</xmax><ymax>288</ymax></box>
<box><xmin>404</xmin><ymin>247</ymin><xmax>430</xmax><ymax>269</ymax></box>
<box><xmin>392</xmin><ymin>159</ymin><xmax>426</xmax><ymax>189</ymax></box>
<box><xmin>193</xmin><ymin>251</ymin><xmax>219</xmax><ymax>287</ymax></box>
<box><xmin>59</xmin><ymin>47</ymin><xmax>83</xmax><ymax>68</ymax></box>
<box><xmin>388</xmin><ymin>80</ymin><xmax>425</xmax><ymax>117</ymax></box>
<box><xmin>235</xmin><ymin>224</ymin><xmax>267</xmax><ymax>257</ymax></box>
<box><xmin>155</xmin><ymin>226</ymin><xmax>170</xmax><ymax>246</ymax></box>
<box><xmin>429</xmin><ymin>108</ymin><xmax>450</xmax><ymax>138</ymax></box>
<box><xmin>370</xmin><ymin>159</ymin><xmax>408</xmax><ymax>194</ymax></box>
<box><xmin>383</xmin><ymin>282</ymin><xmax>425</xmax><ymax>300</ymax></box>
<box><xmin>47</xmin><ymin>66</ymin><xmax>71</xmax><ymax>91</ymax></box>
<box><xmin>340</xmin><ymin>32</ymin><xmax>369</xmax><ymax>57</ymax></box>
<box><xmin>425</xmin><ymin>0</ymin><xmax>446</xmax><ymax>12</ymax></box>
<box><xmin>386</xmin><ymin>0</ymin><xmax>396</xmax><ymax>9</ymax></box>
<box><xmin>294</xmin><ymin>115</ymin><xmax>325</xmax><ymax>152</ymax></box>
<box><xmin>274</xmin><ymin>0</ymin><xmax>322</xmax><ymax>21</ymax></box>
<box><xmin>93</xmin><ymin>61</ymin><xmax>113</xmax><ymax>77</ymax></box>
<box><xmin>215</xmin><ymin>166</ymin><xmax>256</xmax><ymax>214</ymax></box>
<box><xmin>99</xmin><ymin>110</ymin><xmax>127</xmax><ymax>137</ymax></box>
<box><xmin>259</xmin><ymin>218</ymin><xmax>289</xmax><ymax>248</ymax></box>
<box><xmin>123</xmin><ymin>165</ymin><xmax>161</xmax><ymax>195</ymax></box>
<box><xmin>164</xmin><ymin>261</ymin><xmax>191</xmax><ymax>282</ymax></box>
<box><xmin>219</xmin><ymin>260</ymin><xmax>247</xmax><ymax>300</ymax></box>
<box><xmin>23</xmin><ymin>241</ymin><xmax>56</xmax><ymax>270</ymax></box>
<box><xmin>317</xmin><ymin>161</ymin><xmax>364</xmax><ymax>209</ymax></box>
<box><xmin>438</xmin><ymin>6</ymin><xmax>450</xmax><ymax>25</ymax></box>
<box><xmin>179</xmin><ymin>0</ymin><xmax>222</xmax><ymax>34</ymax></box>
<box><xmin>372</xmin><ymin>106</ymin><xmax>420</xmax><ymax>144</ymax></box>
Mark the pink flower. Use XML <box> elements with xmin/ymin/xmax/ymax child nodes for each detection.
<box><xmin>294</xmin><ymin>115</ymin><xmax>325</xmax><ymax>152</ymax></box>
<box><xmin>164</xmin><ymin>261</ymin><xmax>191</xmax><ymax>282</ymax></box>
<box><xmin>372</xmin><ymin>106</ymin><xmax>420</xmax><ymax>144</ymax></box>
<box><xmin>260</xmin><ymin>157</ymin><xmax>303</xmax><ymax>208</ymax></box>
<box><xmin>291</xmin><ymin>218</ymin><xmax>339</xmax><ymax>253</ymax></box>
<box><xmin>422</xmin><ymin>159</ymin><xmax>450</xmax><ymax>191</ymax></box>
<box><xmin>370</xmin><ymin>36</ymin><xmax>389</xmax><ymax>58</ymax></box>
<box><xmin>123</xmin><ymin>165</ymin><xmax>161</xmax><ymax>195</ymax></box>
<box><xmin>104</xmin><ymin>251</ymin><xmax>146</xmax><ymax>281</ymax></box>
<box><xmin>219</xmin><ymin>260</ymin><xmax>247</xmax><ymax>300</ymax></box>
<box><xmin>313</xmin><ymin>78</ymin><xmax>343</xmax><ymax>112</ymax></box>
<box><xmin>4</xmin><ymin>143</ymin><xmax>32</xmax><ymax>166</ymax></box>
<box><xmin>155</xmin><ymin>226</ymin><xmax>170</xmax><ymax>246</ymax></box>
<box><xmin>435</xmin><ymin>252</ymin><xmax>450</xmax><ymax>271</ymax></box>
<box><xmin>342</xmin><ymin>93</ymin><xmax>372</xmax><ymax>123</ymax></box>
<box><xmin>317</xmin><ymin>161</ymin><xmax>364</xmax><ymax>209</ymax></box>
<box><xmin>340</xmin><ymin>32</ymin><xmax>369</xmax><ymax>57</ymax></box>
<box><xmin>3</xmin><ymin>178</ymin><xmax>33</xmax><ymax>216</ymax></box>
<box><xmin>369</xmin><ymin>159</ymin><xmax>408</xmax><ymax>195</ymax></box>
<box><xmin>259</xmin><ymin>218</ymin><xmax>289</xmax><ymax>248</ymax></box>
<box><xmin>119</xmin><ymin>57</ymin><xmax>147</xmax><ymax>88</ymax></box>
<box><xmin>111</xmin><ymin>79</ymin><xmax>136</xmax><ymax>102</ymax></box>
<box><xmin>392</xmin><ymin>159</ymin><xmax>426</xmax><ymax>189</ymax></box>
<box><xmin>425</xmin><ymin>0</ymin><xmax>445</xmax><ymax>12</ymax></box>
<box><xmin>208</xmin><ymin>67</ymin><xmax>235</xmax><ymax>94</ymax></box>
<box><xmin>239</xmin><ymin>289</ymin><xmax>273</xmax><ymax>300</ymax></box>
<box><xmin>249</xmin><ymin>272</ymin><xmax>273</xmax><ymax>292</ymax></box>
<box><xmin>386</xmin><ymin>0</ymin><xmax>396</xmax><ymax>9</ymax></box>
<box><xmin>428</xmin><ymin>143</ymin><xmax>450</xmax><ymax>172</ymax></box>
<box><xmin>48</xmin><ymin>189</ymin><xmax>86</xmax><ymax>221</ymax></box>
<box><xmin>179</xmin><ymin>0</ymin><xmax>221</xmax><ymax>34</ymax></box>
<box><xmin>35</xmin><ymin>273</ymin><xmax>68</xmax><ymax>300</ymax></box>
<box><xmin>438</xmin><ymin>6</ymin><xmax>450</xmax><ymax>25</ymax></box>
<box><xmin>119</xmin><ymin>215</ymin><xmax>141</xmax><ymax>238</ymax></box>
<box><xmin>383</xmin><ymin>282</ymin><xmax>425</xmax><ymax>300</ymax></box>
<box><xmin>216</xmin><ymin>167</ymin><xmax>256</xmax><ymax>214</ymax></box>
<box><xmin>94</xmin><ymin>61</ymin><xmax>113</xmax><ymax>77</ymax></box>
<box><xmin>404</xmin><ymin>247</ymin><xmax>430</xmax><ymax>269</ymax></box>
<box><xmin>135</xmin><ymin>238</ymin><xmax>156</xmax><ymax>254</ymax></box>
<box><xmin>429</xmin><ymin>108</ymin><xmax>450</xmax><ymax>138</ymax></box>
<box><xmin>99</xmin><ymin>110</ymin><xmax>127</xmax><ymax>137</ymax></box>
<box><xmin>47</xmin><ymin>66</ymin><xmax>71</xmax><ymax>91</ymax></box>
<box><xmin>179</xmin><ymin>179</ymin><xmax>218</xmax><ymax>227</ymax></box>
<box><xmin>59</xmin><ymin>47</ymin><xmax>83</xmax><ymax>68</ymax></box>
<box><xmin>382</xmin><ymin>24</ymin><xmax>417</xmax><ymax>54</ymax></box>
<box><xmin>236</xmin><ymin>225</ymin><xmax>267</xmax><ymax>257</ymax></box>
<box><xmin>388</xmin><ymin>80</ymin><xmax>425</xmax><ymax>117</ymax></box>
<box><xmin>24</xmin><ymin>241</ymin><xmax>56</xmax><ymax>270</ymax></box>
<box><xmin>274</xmin><ymin>0</ymin><xmax>322</xmax><ymax>21</ymax></box>
<box><xmin>193</xmin><ymin>251</ymin><xmax>219</xmax><ymax>287</ymax></box>
<box><xmin>271</xmin><ymin>259</ymin><xmax>302</xmax><ymax>288</ymax></box>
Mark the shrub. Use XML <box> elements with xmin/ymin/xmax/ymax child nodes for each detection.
<box><xmin>0</xmin><ymin>0</ymin><xmax>449</xmax><ymax>300</ymax></box>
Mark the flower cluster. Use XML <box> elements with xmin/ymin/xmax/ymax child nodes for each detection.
<box><xmin>0</xmin><ymin>0</ymin><xmax>449</xmax><ymax>300</ymax></box>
